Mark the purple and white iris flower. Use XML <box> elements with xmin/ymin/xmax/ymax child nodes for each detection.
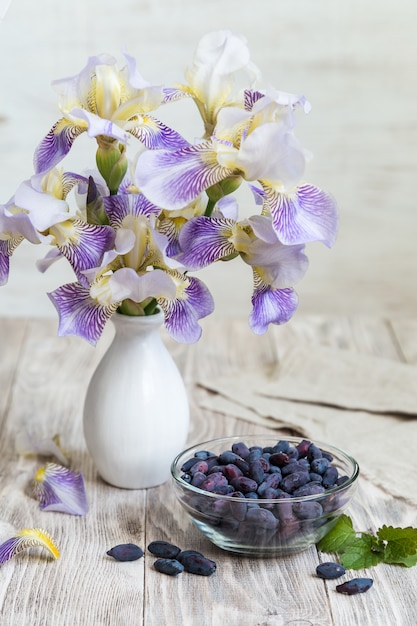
<box><xmin>165</xmin><ymin>30</ymin><xmax>260</xmax><ymax>135</ymax></box>
<box><xmin>34</xmin><ymin>52</ymin><xmax>188</xmax><ymax>176</ymax></box>
<box><xmin>0</xmin><ymin>31</ymin><xmax>338</xmax><ymax>343</ymax></box>
<box><xmin>178</xmin><ymin>212</ymin><xmax>308</xmax><ymax>333</ymax></box>
<box><xmin>48</xmin><ymin>190</ymin><xmax>214</xmax><ymax>345</ymax></box>
<box><xmin>136</xmin><ymin>93</ymin><xmax>338</xmax><ymax>248</ymax></box>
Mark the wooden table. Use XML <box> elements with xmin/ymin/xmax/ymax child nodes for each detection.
<box><xmin>0</xmin><ymin>315</ymin><xmax>416</xmax><ymax>626</ymax></box>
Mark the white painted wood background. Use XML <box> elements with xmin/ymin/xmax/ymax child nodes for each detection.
<box><xmin>0</xmin><ymin>0</ymin><xmax>416</xmax><ymax>319</ymax></box>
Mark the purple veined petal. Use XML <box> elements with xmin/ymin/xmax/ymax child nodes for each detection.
<box><xmin>136</xmin><ymin>142</ymin><xmax>232</xmax><ymax>210</ymax></box>
<box><xmin>103</xmin><ymin>192</ymin><xmax>161</xmax><ymax>228</ymax></box>
<box><xmin>34</xmin><ymin>118</ymin><xmax>85</xmax><ymax>175</ymax></box>
<box><xmin>128</xmin><ymin>115</ymin><xmax>189</xmax><ymax>150</ymax></box>
<box><xmin>265</xmin><ymin>183</ymin><xmax>339</xmax><ymax>247</ymax></box>
<box><xmin>0</xmin><ymin>250</ymin><xmax>10</xmax><ymax>286</ymax></box>
<box><xmin>69</xmin><ymin>108</ymin><xmax>129</xmax><ymax>142</ymax></box>
<box><xmin>157</xmin><ymin>215</ymin><xmax>182</xmax><ymax>257</ymax></box>
<box><xmin>178</xmin><ymin>216</ymin><xmax>236</xmax><ymax>269</ymax></box>
<box><xmin>31</xmin><ymin>170</ymin><xmax>88</xmax><ymax>201</ymax></box>
<box><xmin>158</xmin><ymin>274</ymin><xmax>214</xmax><ymax>343</ymax></box>
<box><xmin>181</xmin><ymin>274</ymin><xmax>215</xmax><ymax>319</ymax></box>
<box><xmin>54</xmin><ymin>221</ymin><xmax>115</xmax><ymax>273</ymax></box>
<box><xmin>0</xmin><ymin>230</ymin><xmax>25</xmax><ymax>285</ymax></box>
<box><xmin>249</xmin><ymin>273</ymin><xmax>299</xmax><ymax>334</ymax></box>
<box><xmin>48</xmin><ymin>282</ymin><xmax>117</xmax><ymax>345</ymax></box>
<box><xmin>244</xmin><ymin>89</ymin><xmax>265</xmax><ymax>111</ymax></box>
<box><xmin>0</xmin><ymin>528</ymin><xmax>60</xmax><ymax>564</ymax></box>
<box><xmin>162</xmin><ymin>86</ymin><xmax>193</xmax><ymax>104</ymax></box>
<box><xmin>33</xmin><ymin>463</ymin><xmax>88</xmax><ymax>515</ymax></box>
<box><xmin>57</xmin><ymin>171</ymin><xmax>89</xmax><ymax>200</ymax></box>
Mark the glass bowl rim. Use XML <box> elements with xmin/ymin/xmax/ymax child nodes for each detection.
<box><xmin>171</xmin><ymin>434</ymin><xmax>360</xmax><ymax>504</ymax></box>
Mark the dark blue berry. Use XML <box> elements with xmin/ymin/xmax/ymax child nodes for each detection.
<box><xmin>336</xmin><ymin>578</ymin><xmax>373</xmax><ymax>595</ymax></box>
<box><xmin>280</xmin><ymin>471</ymin><xmax>310</xmax><ymax>493</ymax></box>
<box><xmin>322</xmin><ymin>466</ymin><xmax>339</xmax><ymax>488</ymax></box>
<box><xmin>311</xmin><ymin>458</ymin><xmax>330</xmax><ymax>475</ymax></box>
<box><xmin>106</xmin><ymin>543</ymin><xmax>144</xmax><ymax>561</ymax></box>
<box><xmin>153</xmin><ymin>558</ymin><xmax>184</xmax><ymax>576</ymax></box>
<box><xmin>307</xmin><ymin>444</ymin><xmax>323</xmax><ymax>462</ymax></box>
<box><xmin>181</xmin><ymin>553</ymin><xmax>216</xmax><ymax>576</ymax></box>
<box><xmin>316</xmin><ymin>562</ymin><xmax>346</xmax><ymax>579</ymax></box>
<box><xmin>273</xmin><ymin>440</ymin><xmax>290</xmax><ymax>453</ymax></box>
<box><xmin>293</xmin><ymin>501</ymin><xmax>323</xmax><ymax>519</ymax></box>
<box><xmin>232</xmin><ymin>442</ymin><xmax>250</xmax><ymax>459</ymax></box>
<box><xmin>245</xmin><ymin>507</ymin><xmax>279</xmax><ymax>529</ymax></box>
<box><xmin>148</xmin><ymin>541</ymin><xmax>181</xmax><ymax>559</ymax></box>
<box><xmin>177</xmin><ymin>549</ymin><xmax>205</xmax><ymax>563</ymax></box>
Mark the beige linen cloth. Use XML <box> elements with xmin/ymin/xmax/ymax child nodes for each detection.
<box><xmin>197</xmin><ymin>345</ymin><xmax>417</xmax><ymax>506</ymax></box>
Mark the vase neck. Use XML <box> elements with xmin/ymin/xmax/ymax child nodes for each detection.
<box><xmin>111</xmin><ymin>311</ymin><xmax>164</xmax><ymax>339</ymax></box>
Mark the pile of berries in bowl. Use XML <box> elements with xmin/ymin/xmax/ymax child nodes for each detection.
<box><xmin>171</xmin><ymin>435</ymin><xmax>359</xmax><ymax>557</ymax></box>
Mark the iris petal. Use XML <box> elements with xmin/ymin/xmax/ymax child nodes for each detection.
<box><xmin>69</xmin><ymin>108</ymin><xmax>129</xmax><ymax>142</ymax></box>
<box><xmin>158</xmin><ymin>274</ymin><xmax>214</xmax><ymax>343</ymax></box>
<box><xmin>103</xmin><ymin>193</ymin><xmax>160</xmax><ymax>227</ymax></box>
<box><xmin>0</xmin><ymin>528</ymin><xmax>60</xmax><ymax>564</ymax></box>
<box><xmin>128</xmin><ymin>115</ymin><xmax>189</xmax><ymax>150</ymax></box>
<box><xmin>48</xmin><ymin>282</ymin><xmax>117</xmax><ymax>345</ymax></box>
<box><xmin>249</xmin><ymin>273</ymin><xmax>299</xmax><ymax>334</ymax></box>
<box><xmin>34</xmin><ymin>118</ymin><xmax>85</xmax><ymax>175</ymax></box>
<box><xmin>0</xmin><ymin>250</ymin><xmax>10</xmax><ymax>286</ymax></box>
<box><xmin>34</xmin><ymin>463</ymin><xmax>88</xmax><ymax>515</ymax></box>
<box><xmin>265</xmin><ymin>184</ymin><xmax>339</xmax><ymax>247</ymax></box>
<box><xmin>15</xmin><ymin>430</ymin><xmax>70</xmax><ymax>466</ymax></box>
<box><xmin>178</xmin><ymin>217</ymin><xmax>235</xmax><ymax>269</ymax></box>
<box><xmin>54</xmin><ymin>221</ymin><xmax>115</xmax><ymax>273</ymax></box>
<box><xmin>136</xmin><ymin>142</ymin><xmax>232</xmax><ymax>210</ymax></box>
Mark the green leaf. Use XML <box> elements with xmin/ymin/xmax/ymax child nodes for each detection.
<box><xmin>339</xmin><ymin>534</ymin><xmax>385</xmax><ymax>570</ymax></box>
<box><xmin>317</xmin><ymin>516</ymin><xmax>417</xmax><ymax>570</ymax></box>
<box><xmin>317</xmin><ymin>514</ymin><xmax>356</xmax><ymax>553</ymax></box>
<box><xmin>377</xmin><ymin>525</ymin><xmax>417</xmax><ymax>561</ymax></box>
<box><xmin>384</xmin><ymin>552</ymin><xmax>417</xmax><ymax>567</ymax></box>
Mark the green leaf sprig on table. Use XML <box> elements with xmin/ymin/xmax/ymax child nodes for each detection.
<box><xmin>317</xmin><ymin>514</ymin><xmax>417</xmax><ymax>569</ymax></box>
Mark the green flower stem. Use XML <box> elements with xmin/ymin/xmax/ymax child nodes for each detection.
<box><xmin>204</xmin><ymin>198</ymin><xmax>216</xmax><ymax>217</ymax></box>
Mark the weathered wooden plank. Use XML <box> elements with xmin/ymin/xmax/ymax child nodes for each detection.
<box><xmin>0</xmin><ymin>319</ymin><xmax>145</xmax><ymax>626</ymax></box>
<box><xmin>0</xmin><ymin>318</ymin><xmax>27</xmax><ymax>421</ymax></box>
<box><xmin>0</xmin><ymin>317</ymin><xmax>416</xmax><ymax>625</ymax></box>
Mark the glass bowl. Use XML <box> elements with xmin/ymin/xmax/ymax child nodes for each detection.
<box><xmin>171</xmin><ymin>435</ymin><xmax>359</xmax><ymax>557</ymax></box>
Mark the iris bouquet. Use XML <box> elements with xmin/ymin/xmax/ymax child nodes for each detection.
<box><xmin>0</xmin><ymin>30</ymin><xmax>337</xmax><ymax>345</ymax></box>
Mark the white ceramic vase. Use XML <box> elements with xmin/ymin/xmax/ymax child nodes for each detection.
<box><xmin>83</xmin><ymin>311</ymin><xmax>190</xmax><ymax>489</ymax></box>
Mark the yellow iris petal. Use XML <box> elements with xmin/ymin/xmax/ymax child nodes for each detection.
<box><xmin>18</xmin><ymin>528</ymin><xmax>60</xmax><ymax>560</ymax></box>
